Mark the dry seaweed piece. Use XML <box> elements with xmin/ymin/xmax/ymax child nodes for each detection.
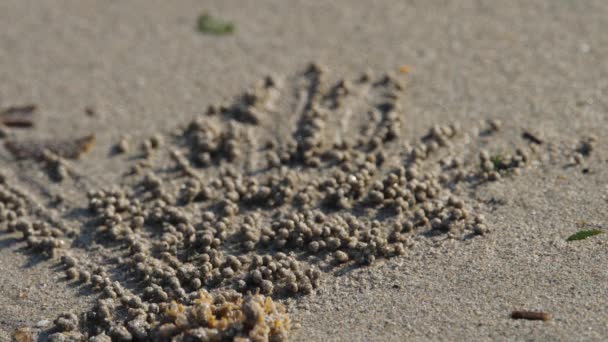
<box><xmin>511</xmin><ymin>310</ymin><xmax>552</xmax><ymax>321</ymax></box>
<box><xmin>566</xmin><ymin>229</ymin><xmax>603</xmax><ymax>241</ymax></box>
<box><xmin>5</xmin><ymin>135</ymin><xmax>95</xmax><ymax>160</ymax></box>
<box><xmin>0</xmin><ymin>104</ymin><xmax>36</xmax><ymax>128</ymax></box>
<box><xmin>197</xmin><ymin>12</ymin><xmax>235</xmax><ymax>35</ymax></box>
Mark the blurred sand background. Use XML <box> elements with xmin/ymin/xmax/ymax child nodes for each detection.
<box><xmin>1</xmin><ymin>1</ymin><xmax>608</xmax><ymax>340</ymax></box>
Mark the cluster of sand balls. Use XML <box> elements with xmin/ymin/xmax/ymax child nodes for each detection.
<box><xmin>477</xmin><ymin>148</ymin><xmax>529</xmax><ymax>181</ymax></box>
<box><xmin>0</xmin><ymin>176</ymin><xmax>71</xmax><ymax>258</ymax></box>
<box><xmin>182</xmin><ymin>118</ymin><xmax>243</xmax><ymax>167</ymax></box>
<box><xmin>11</xmin><ymin>219</ymin><xmax>66</xmax><ymax>257</ymax></box>
<box><xmin>0</xmin><ymin>65</ymin><xmax>549</xmax><ymax>340</ymax></box>
<box><xmin>0</xmin><ymin>182</ymin><xmax>27</xmax><ymax>223</ymax></box>
<box><xmin>49</xmin><ymin>65</ymin><xmax>525</xmax><ymax>340</ymax></box>
<box><xmin>289</xmin><ymin>63</ymin><xmax>330</xmax><ymax>166</ymax></box>
<box><xmin>85</xmin><ymin>187</ymin><xmax>321</xmax><ymax>299</ymax></box>
<box><xmin>152</xmin><ymin>290</ymin><xmax>291</xmax><ymax>341</ymax></box>
<box><xmin>47</xmin><ymin>290</ymin><xmax>290</xmax><ymax>341</ymax></box>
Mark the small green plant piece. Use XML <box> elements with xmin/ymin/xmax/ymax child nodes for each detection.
<box><xmin>566</xmin><ymin>229</ymin><xmax>603</xmax><ymax>241</ymax></box>
<box><xmin>197</xmin><ymin>12</ymin><xmax>234</xmax><ymax>35</ymax></box>
<box><xmin>490</xmin><ymin>155</ymin><xmax>506</xmax><ymax>170</ymax></box>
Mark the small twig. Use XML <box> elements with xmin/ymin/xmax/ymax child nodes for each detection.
<box><xmin>522</xmin><ymin>130</ymin><xmax>543</xmax><ymax>145</ymax></box>
<box><xmin>511</xmin><ymin>310</ymin><xmax>552</xmax><ymax>321</ymax></box>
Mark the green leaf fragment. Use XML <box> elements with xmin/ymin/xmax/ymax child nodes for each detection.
<box><xmin>566</xmin><ymin>229</ymin><xmax>603</xmax><ymax>241</ymax></box>
<box><xmin>490</xmin><ymin>155</ymin><xmax>503</xmax><ymax>169</ymax></box>
<box><xmin>197</xmin><ymin>12</ymin><xmax>234</xmax><ymax>35</ymax></box>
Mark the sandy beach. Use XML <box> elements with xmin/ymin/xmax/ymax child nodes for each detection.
<box><xmin>1</xmin><ymin>1</ymin><xmax>608</xmax><ymax>341</ymax></box>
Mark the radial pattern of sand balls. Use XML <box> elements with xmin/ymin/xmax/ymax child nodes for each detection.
<box><xmin>0</xmin><ymin>64</ymin><xmax>546</xmax><ymax>341</ymax></box>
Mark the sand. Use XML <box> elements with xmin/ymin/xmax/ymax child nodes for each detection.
<box><xmin>1</xmin><ymin>0</ymin><xmax>608</xmax><ymax>341</ymax></box>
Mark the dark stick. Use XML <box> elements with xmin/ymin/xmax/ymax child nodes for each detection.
<box><xmin>511</xmin><ymin>310</ymin><xmax>552</xmax><ymax>321</ymax></box>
